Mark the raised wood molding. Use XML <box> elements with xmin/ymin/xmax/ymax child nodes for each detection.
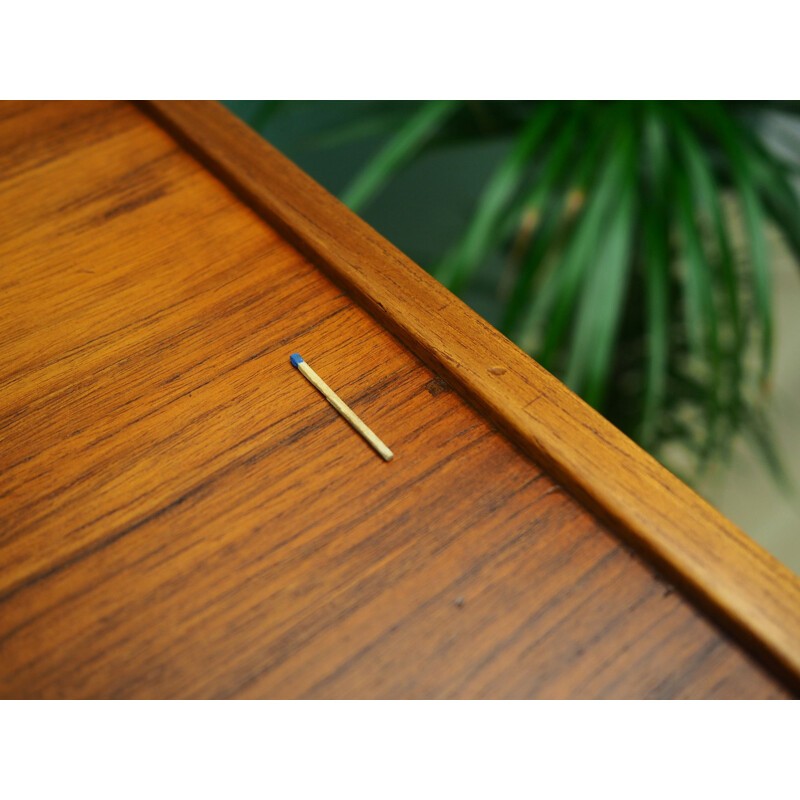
<box><xmin>141</xmin><ymin>100</ymin><xmax>800</xmax><ymax>687</ymax></box>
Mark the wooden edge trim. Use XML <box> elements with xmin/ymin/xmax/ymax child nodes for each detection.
<box><xmin>139</xmin><ymin>100</ymin><xmax>800</xmax><ymax>689</ymax></box>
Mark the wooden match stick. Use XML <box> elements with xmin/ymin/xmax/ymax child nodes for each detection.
<box><xmin>290</xmin><ymin>353</ymin><xmax>393</xmax><ymax>461</ymax></box>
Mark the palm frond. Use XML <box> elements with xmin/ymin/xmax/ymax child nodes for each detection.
<box><xmin>434</xmin><ymin>102</ymin><xmax>560</xmax><ymax>290</ymax></box>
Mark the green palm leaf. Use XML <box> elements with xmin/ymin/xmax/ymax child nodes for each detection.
<box><xmin>341</xmin><ymin>100</ymin><xmax>460</xmax><ymax>212</ymax></box>
<box><xmin>566</xmin><ymin>176</ymin><xmax>636</xmax><ymax>407</ymax></box>
<box><xmin>639</xmin><ymin>105</ymin><xmax>672</xmax><ymax>447</ymax></box>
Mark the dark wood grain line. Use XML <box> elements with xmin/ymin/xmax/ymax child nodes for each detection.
<box><xmin>0</xmin><ymin>101</ymin><xmax>132</xmax><ymax>181</ymax></box>
<box><xmin>300</xmin><ymin>492</ymin><xmax>588</xmax><ymax>698</ymax></box>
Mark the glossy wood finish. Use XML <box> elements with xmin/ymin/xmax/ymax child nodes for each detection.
<box><xmin>143</xmin><ymin>100</ymin><xmax>800</xmax><ymax>686</ymax></box>
<box><xmin>0</xmin><ymin>100</ymin><xmax>789</xmax><ymax>698</ymax></box>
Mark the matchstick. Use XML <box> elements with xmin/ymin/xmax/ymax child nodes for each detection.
<box><xmin>290</xmin><ymin>353</ymin><xmax>393</xmax><ymax>461</ymax></box>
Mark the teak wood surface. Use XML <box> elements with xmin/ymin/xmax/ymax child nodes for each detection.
<box><xmin>144</xmin><ymin>100</ymin><xmax>800</xmax><ymax>690</ymax></box>
<box><xmin>0</xmin><ymin>100</ymin><xmax>792</xmax><ymax>698</ymax></box>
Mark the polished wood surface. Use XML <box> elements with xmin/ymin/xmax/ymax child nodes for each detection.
<box><xmin>144</xmin><ymin>100</ymin><xmax>800</xmax><ymax>686</ymax></box>
<box><xmin>0</xmin><ymin>100</ymin><xmax>789</xmax><ymax>697</ymax></box>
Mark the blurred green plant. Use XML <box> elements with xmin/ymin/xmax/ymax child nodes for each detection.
<box><xmin>235</xmin><ymin>101</ymin><xmax>800</xmax><ymax>484</ymax></box>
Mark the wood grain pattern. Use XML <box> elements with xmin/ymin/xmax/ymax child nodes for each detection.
<box><xmin>0</xmin><ymin>100</ymin><xmax>790</xmax><ymax>698</ymax></box>
<box><xmin>141</xmin><ymin>100</ymin><xmax>800</xmax><ymax>687</ymax></box>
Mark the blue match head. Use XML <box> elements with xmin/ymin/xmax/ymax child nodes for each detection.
<box><xmin>290</xmin><ymin>353</ymin><xmax>304</xmax><ymax>368</ymax></box>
